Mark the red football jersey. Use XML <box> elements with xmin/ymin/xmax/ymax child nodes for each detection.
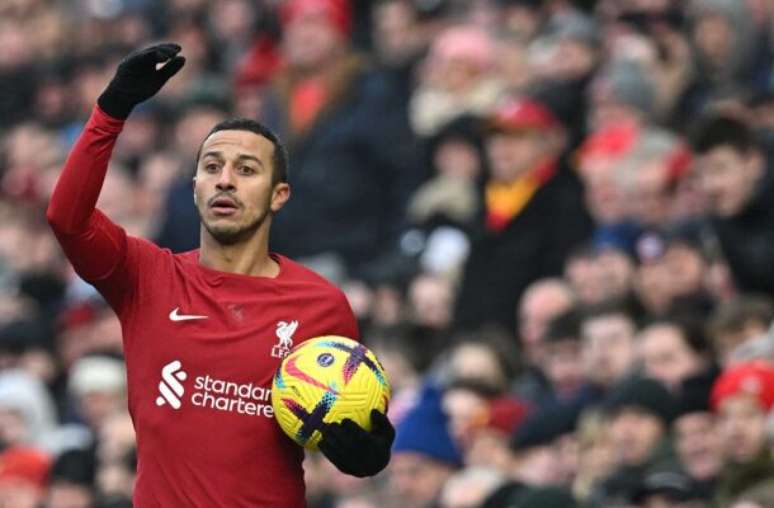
<box><xmin>47</xmin><ymin>107</ymin><xmax>359</xmax><ymax>507</ymax></box>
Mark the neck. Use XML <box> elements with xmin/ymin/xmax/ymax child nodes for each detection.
<box><xmin>197</xmin><ymin>222</ymin><xmax>279</xmax><ymax>278</ymax></box>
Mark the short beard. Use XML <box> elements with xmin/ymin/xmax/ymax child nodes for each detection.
<box><xmin>202</xmin><ymin>212</ymin><xmax>268</xmax><ymax>245</ymax></box>
<box><xmin>199</xmin><ymin>197</ymin><xmax>272</xmax><ymax>245</ymax></box>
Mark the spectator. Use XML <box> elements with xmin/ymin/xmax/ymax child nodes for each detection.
<box><xmin>454</xmin><ymin>98</ymin><xmax>591</xmax><ymax>331</ymax></box>
<box><xmin>438</xmin><ymin>467</ymin><xmax>506</xmax><ymax>508</ymax></box>
<box><xmin>580</xmin><ymin>301</ymin><xmax>639</xmax><ymax>390</ymax></box>
<box><xmin>596</xmin><ymin>376</ymin><xmax>678</xmax><ymax>505</ymax></box>
<box><xmin>672</xmin><ymin>375</ymin><xmax>724</xmax><ymax>499</ymax></box>
<box><xmin>264</xmin><ymin>0</ymin><xmax>424</xmax><ymax>275</ymax></box>
<box><xmin>46</xmin><ymin>448</ymin><xmax>97</xmax><ymax>508</ymax></box>
<box><xmin>638</xmin><ymin>318</ymin><xmax>714</xmax><ymax>391</ymax></box>
<box><xmin>390</xmin><ymin>384</ymin><xmax>462</xmax><ymax>508</ymax></box>
<box><xmin>711</xmin><ymin>360</ymin><xmax>774</xmax><ymax>505</ymax></box>
<box><xmin>707</xmin><ymin>294</ymin><xmax>774</xmax><ymax>366</ymax></box>
<box><xmin>691</xmin><ymin>115</ymin><xmax>774</xmax><ymax>295</ymax></box>
<box><xmin>0</xmin><ymin>447</ymin><xmax>51</xmax><ymax>508</ymax></box>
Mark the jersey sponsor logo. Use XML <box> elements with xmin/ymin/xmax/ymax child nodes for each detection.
<box><xmin>155</xmin><ymin>360</ymin><xmax>274</xmax><ymax>418</ymax></box>
<box><xmin>169</xmin><ymin>307</ymin><xmax>209</xmax><ymax>321</ymax></box>
<box><xmin>272</xmin><ymin>320</ymin><xmax>299</xmax><ymax>358</ymax></box>
<box><xmin>156</xmin><ymin>360</ymin><xmax>187</xmax><ymax>409</ymax></box>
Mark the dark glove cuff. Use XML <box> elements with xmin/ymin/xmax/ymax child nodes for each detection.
<box><xmin>97</xmin><ymin>87</ymin><xmax>137</xmax><ymax>120</ymax></box>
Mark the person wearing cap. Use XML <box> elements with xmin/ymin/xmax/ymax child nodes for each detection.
<box><xmin>671</xmin><ymin>373</ymin><xmax>724</xmax><ymax>500</ymax></box>
<box><xmin>595</xmin><ymin>376</ymin><xmax>680</xmax><ymax>505</ymax></box>
<box><xmin>638</xmin><ymin>318</ymin><xmax>715</xmax><ymax>392</ymax></box>
<box><xmin>389</xmin><ymin>384</ymin><xmax>462</xmax><ymax>508</ymax></box>
<box><xmin>0</xmin><ymin>446</ymin><xmax>51</xmax><ymax>508</ymax></box>
<box><xmin>454</xmin><ymin>97</ymin><xmax>591</xmax><ymax>331</ymax></box>
<box><xmin>507</xmin><ymin>402</ymin><xmax>578</xmax><ymax>487</ymax></box>
<box><xmin>45</xmin><ymin>448</ymin><xmax>96</xmax><ymax>508</ymax></box>
<box><xmin>262</xmin><ymin>0</ymin><xmax>425</xmax><ymax>276</ymax></box>
<box><xmin>711</xmin><ymin>360</ymin><xmax>774</xmax><ymax>506</ymax></box>
<box><xmin>67</xmin><ymin>355</ymin><xmax>127</xmax><ymax>432</ymax></box>
<box><xmin>690</xmin><ymin>115</ymin><xmax>774</xmax><ymax>296</ymax></box>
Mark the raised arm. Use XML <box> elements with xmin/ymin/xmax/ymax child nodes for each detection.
<box><xmin>46</xmin><ymin>44</ymin><xmax>185</xmax><ymax>296</ymax></box>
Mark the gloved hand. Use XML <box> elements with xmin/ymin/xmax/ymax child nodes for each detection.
<box><xmin>97</xmin><ymin>43</ymin><xmax>185</xmax><ymax>120</ymax></box>
<box><xmin>319</xmin><ymin>409</ymin><xmax>395</xmax><ymax>478</ymax></box>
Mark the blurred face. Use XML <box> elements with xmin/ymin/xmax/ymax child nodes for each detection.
<box><xmin>580</xmin><ymin>160</ymin><xmax>629</xmax><ymax>224</ymax></box>
<box><xmin>629</xmin><ymin>160</ymin><xmax>671</xmax><ymax>227</ymax></box>
<box><xmin>194</xmin><ymin>130</ymin><xmax>289</xmax><ymax>245</ymax></box>
<box><xmin>486</xmin><ymin>131</ymin><xmax>547</xmax><ymax>183</ymax></box>
<box><xmin>511</xmin><ymin>445</ymin><xmax>563</xmax><ymax>485</ymax></box>
<box><xmin>635</xmin><ymin>260</ymin><xmax>674</xmax><ymax>314</ymax></box>
<box><xmin>390</xmin><ymin>453</ymin><xmax>455</xmax><ymax>508</ymax></box>
<box><xmin>448</xmin><ymin>344</ymin><xmax>506</xmax><ymax>391</ymax></box>
<box><xmin>544</xmin><ymin>339</ymin><xmax>584</xmax><ymax>397</ymax></box>
<box><xmin>696</xmin><ymin>146</ymin><xmax>762</xmax><ymax>217</ymax></box>
<box><xmin>283</xmin><ymin>9</ymin><xmax>343</xmax><ymax>70</ymax></box>
<box><xmin>638</xmin><ymin>324</ymin><xmax>704</xmax><ymax>390</ymax></box>
<box><xmin>518</xmin><ymin>283</ymin><xmax>574</xmax><ymax>363</ymax></box>
<box><xmin>581</xmin><ymin>314</ymin><xmax>636</xmax><ymax>386</ymax></box>
<box><xmin>46</xmin><ymin>482</ymin><xmax>94</xmax><ymax>508</ymax></box>
<box><xmin>441</xmin><ymin>389</ymin><xmax>488</xmax><ymax>450</ymax></box>
<box><xmin>674</xmin><ymin>412</ymin><xmax>724</xmax><ymax>481</ymax></box>
<box><xmin>434</xmin><ymin>140</ymin><xmax>481</xmax><ymax>180</ymax></box>
<box><xmin>609</xmin><ymin>408</ymin><xmax>665</xmax><ymax>466</ymax></box>
<box><xmin>664</xmin><ymin>244</ymin><xmax>706</xmax><ymax>297</ymax></box>
<box><xmin>717</xmin><ymin>394</ymin><xmax>768</xmax><ymax>463</ymax></box>
<box><xmin>0</xmin><ymin>480</ymin><xmax>42</xmax><ymax>508</ymax></box>
<box><xmin>409</xmin><ymin>275</ymin><xmax>454</xmax><ymax>330</ymax></box>
<box><xmin>693</xmin><ymin>13</ymin><xmax>733</xmax><ymax>67</ymax></box>
<box><xmin>466</xmin><ymin>430</ymin><xmax>512</xmax><ymax>471</ymax></box>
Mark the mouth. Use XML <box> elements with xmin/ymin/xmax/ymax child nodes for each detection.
<box><xmin>209</xmin><ymin>196</ymin><xmax>240</xmax><ymax>216</ymax></box>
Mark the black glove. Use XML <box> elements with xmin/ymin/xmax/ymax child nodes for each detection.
<box><xmin>319</xmin><ymin>409</ymin><xmax>395</xmax><ymax>478</ymax></box>
<box><xmin>97</xmin><ymin>43</ymin><xmax>185</xmax><ymax>120</ymax></box>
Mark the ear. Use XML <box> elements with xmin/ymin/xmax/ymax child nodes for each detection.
<box><xmin>192</xmin><ymin>176</ymin><xmax>198</xmax><ymax>206</ymax></box>
<box><xmin>270</xmin><ymin>183</ymin><xmax>291</xmax><ymax>213</ymax></box>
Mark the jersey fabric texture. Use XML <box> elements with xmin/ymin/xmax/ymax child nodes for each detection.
<box><xmin>47</xmin><ymin>106</ymin><xmax>359</xmax><ymax>507</ymax></box>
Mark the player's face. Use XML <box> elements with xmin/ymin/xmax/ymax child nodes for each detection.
<box><xmin>193</xmin><ymin>130</ymin><xmax>289</xmax><ymax>245</ymax></box>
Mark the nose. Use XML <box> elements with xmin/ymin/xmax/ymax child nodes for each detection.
<box><xmin>215</xmin><ymin>164</ymin><xmax>236</xmax><ymax>192</ymax></box>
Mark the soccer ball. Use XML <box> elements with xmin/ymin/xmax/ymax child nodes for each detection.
<box><xmin>271</xmin><ymin>336</ymin><xmax>391</xmax><ymax>450</ymax></box>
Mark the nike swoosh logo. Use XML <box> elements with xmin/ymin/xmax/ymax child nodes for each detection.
<box><xmin>169</xmin><ymin>307</ymin><xmax>209</xmax><ymax>321</ymax></box>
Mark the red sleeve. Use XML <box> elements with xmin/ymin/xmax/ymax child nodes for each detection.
<box><xmin>46</xmin><ymin>105</ymin><xmax>148</xmax><ymax>313</ymax></box>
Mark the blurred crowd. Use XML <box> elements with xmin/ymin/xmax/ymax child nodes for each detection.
<box><xmin>3</xmin><ymin>0</ymin><xmax>774</xmax><ymax>507</ymax></box>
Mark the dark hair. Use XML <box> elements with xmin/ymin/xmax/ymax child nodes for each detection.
<box><xmin>580</xmin><ymin>298</ymin><xmax>639</xmax><ymax>328</ymax></box>
<box><xmin>690</xmin><ymin>115</ymin><xmax>757</xmax><ymax>155</ymax></box>
<box><xmin>544</xmin><ymin>309</ymin><xmax>582</xmax><ymax>344</ymax></box>
<box><xmin>196</xmin><ymin>118</ymin><xmax>289</xmax><ymax>185</ymax></box>
<box><xmin>641</xmin><ymin>314</ymin><xmax>712</xmax><ymax>356</ymax></box>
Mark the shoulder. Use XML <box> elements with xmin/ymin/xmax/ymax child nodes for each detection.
<box><xmin>277</xmin><ymin>255</ymin><xmax>346</xmax><ymax>296</ymax></box>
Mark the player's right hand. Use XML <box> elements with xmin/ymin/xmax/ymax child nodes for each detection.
<box><xmin>97</xmin><ymin>43</ymin><xmax>185</xmax><ymax>120</ymax></box>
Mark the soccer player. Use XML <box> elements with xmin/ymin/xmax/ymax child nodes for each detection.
<box><xmin>46</xmin><ymin>44</ymin><xmax>394</xmax><ymax>507</ymax></box>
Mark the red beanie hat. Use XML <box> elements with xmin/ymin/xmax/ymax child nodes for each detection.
<box><xmin>0</xmin><ymin>447</ymin><xmax>51</xmax><ymax>490</ymax></box>
<box><xmin>280</xmin><ymin>0</ymin><xmax>352</xmax><ymax>37</ymax></box>
<box><xmin>711</xmin><ymin>360</ymin><xmax>774</xmax><ymax>412</ymax></box>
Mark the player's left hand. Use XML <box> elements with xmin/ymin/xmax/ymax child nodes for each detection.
<box><xmin>319</xmin><ymin>409</ymin><xmax>395</xmax><ymax>478</ymax></box>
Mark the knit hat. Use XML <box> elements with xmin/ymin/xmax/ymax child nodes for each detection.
<box><xmin>393</xmin><ymin>384</ymin><xmax>463</xmax><ymax>466</ymax></box>
<box><xmin>508</xmin><ymin>486</ymin><xmax>579</xmax><ymax>508</ymax></box>
<box><xmin>482</xmin><ymin>397</ymin><xmax>530</xmax><ymax>435</ymax></box>
<box><xmin>605</xmin><ymin>376</ymin><xmax>676</xmax><ymax>425</ymax></box>
<box><xmin>632</xmin><ymin>469</ymin><xmax>699</xmax><ymax>503</ymax></box>
<box><xmin>487</xmin><ymin>98</ymin><xmax>561</xmax><ymax>134</ymax></box>
<box><xmin>674</xmin><ymin>375</ymin><xmax>715</xmax><ymax>418</ymax></box>
<box><xmin>592</xmin><ymin>61</ymin><xmax>656</xmax><ymax>118</ymax></box>
<box><xmin>711</xmin><ymin>360</ymin><xmax>774</xmax><ymax>412</ymax></box>
<box><xmin>68</xmin><ymin>356</ymin><xmax>126</xmax><ymax>396</ymax></box>
<box><xmin>279</xmin><ymin>0</ymin><xmax>352</xmax><ymax>37</ymax></box>
<box><xmin>49</xmin><ymin>449</ymin><xmax>96</xmax><ymax>487</ymax></box>
<box><xmin>510</xmin><ymin>403</ymin><xmax>576</xmax><ymax>451</ymax></box>
<box><xmin>0</xmin><ymin>447</ymin><xmax>51</xmax><ymax>490</ymax></box>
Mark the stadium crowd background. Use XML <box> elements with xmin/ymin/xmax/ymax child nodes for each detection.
<box><xmin>3</xmin><ymin>0</ymin><xmax>774</xmax><ymax>506</ymax></box>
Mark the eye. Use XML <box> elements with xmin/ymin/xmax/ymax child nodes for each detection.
<box><xmin>204</xmin><ymin>162</ymin><xmax>219</xmax><ymax>173</ymax></box>
<box><xmin>238</xmin><ymin>165</ymin><xmax>256</xmax><ymax>175</ymax></box>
